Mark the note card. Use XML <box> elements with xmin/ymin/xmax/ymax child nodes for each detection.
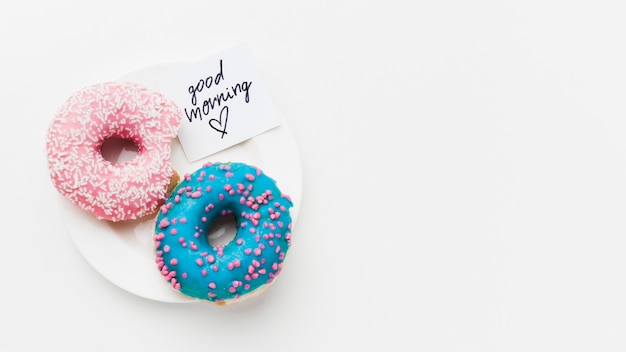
<box><xmin>156</xmin><ymin>43</ymin><xmax>280</xmax><ymax>162</ymax></box>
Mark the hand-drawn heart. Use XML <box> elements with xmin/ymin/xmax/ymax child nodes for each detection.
<box><xmin>209</xmin><ymin>106</ymin><xmax>229</xmax><ymax>139</ymax></box>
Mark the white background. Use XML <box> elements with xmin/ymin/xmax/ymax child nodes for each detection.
<box><xmin>2</xmin><ymin>1</ymin><xmax>626</xmax><ymax>351</ymax></box>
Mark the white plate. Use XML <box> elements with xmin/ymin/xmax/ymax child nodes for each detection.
<box><xmin>58</xmin><ymin>63</ymin><xmax>302</xmax><ymax>303</ymax></box>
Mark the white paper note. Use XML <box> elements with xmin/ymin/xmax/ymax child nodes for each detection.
<box><xmin>156</xmin><ymin>43</ymin><xmax>281</xmax><ymax>162</ymax></box>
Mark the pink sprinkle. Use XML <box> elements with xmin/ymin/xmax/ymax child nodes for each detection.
<box><xmin>159</xmin><ymin>218</ymin><xmax>170</xmax><ymax>228</ymax></box>
<box><xmin>245</xmin><ymin>174</ymin><xmax>255</xmax><ymax>181</ymax></box>
<box><xmin>208</xmin><ymin>282</ymin><xmax>216</xmax><ymax>289</ymax></box>
<box><xmin>163</xmin><ymin>245</ymin><xmax>170</xmax><ymax>253</ymax></box>
<box><xmin>254</xmin><ymin>248</ymin><xmax>262</xmax><ymax>256</ymax></box>
<box><xmin>191</xmin><ymin>191</ymin><xmax>202</xmax><ymax>198</ymax></box>
<box><xmin>207</xmin><ymin>255</ymin><xmax>215</xmax><ymax>263</ymax></box>
<box><xmin>195</xmin><ymin>258</ymin><xmax>203</xmax><ymax>266</ymax></box>
<box><xmin>170</xmin><ymin>258</ymin><xmax>178</xmax><ymax>265</ymax></box>
<box><xmin>224</xmin><ymin>184</ymin><xmax>232</xmax><ymax>191</ymax></box>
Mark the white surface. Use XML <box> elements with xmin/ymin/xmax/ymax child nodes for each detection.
<box><xmin>4</xmin><ymin>1</ymin><xmax>626</xmax><ymax>351</ymax></box>
<box><xmin>61</xmin><ymin>63</ymin><xmax>302</xmax><ymax>303</ymax></box>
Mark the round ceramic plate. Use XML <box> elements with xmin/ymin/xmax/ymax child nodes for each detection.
<box><xmin>58</xmin><ymin>63</ymin><xmax>302</xmax><ymax>303</ymax></box>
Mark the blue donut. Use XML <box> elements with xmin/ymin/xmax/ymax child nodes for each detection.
<box><xmin>153</xmin><ymin>161</ymin><xmax>293</xmax><ymax>305</ymax></box>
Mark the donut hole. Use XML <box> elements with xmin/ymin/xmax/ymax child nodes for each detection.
<box><xmin>100</xmin><ymin>136</ymin><xmax>139</xmax><ymax>164</ymax></box>
<box><xmin>207</xmin><ymin>214</ymin><xmax>238</xmax><ymax>247</ymax></box>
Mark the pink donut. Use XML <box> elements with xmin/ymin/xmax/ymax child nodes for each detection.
<box><xmin>46</xmin><ymin>82</ymin><xmax>182</xmax><ymax>222</ymax></box>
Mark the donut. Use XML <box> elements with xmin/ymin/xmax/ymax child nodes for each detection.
<box><xmin>46</xmin><ymin>81</ymin><xmax>182</xmax><ymax>222</ymax></box>
<box><xmin>153</xmin><ymin>161</ymin><xmax>294</xmax><ymax>305</ymax></box>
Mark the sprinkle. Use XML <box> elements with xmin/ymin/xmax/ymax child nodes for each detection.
<box><xmin>159</xmin><ymin>218</ymin><xmax>170</xmax><ymax>228</ymax></box>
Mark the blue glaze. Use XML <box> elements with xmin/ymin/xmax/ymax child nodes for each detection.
<box><xmin>153</xmin><ymin>162</ymin><xmax>293</xmax><ymax>304</ymax></box>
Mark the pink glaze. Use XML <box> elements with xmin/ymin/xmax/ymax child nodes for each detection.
<box><xmin>46</xmin><ymin>82</ymin><xmax>181</xmax><ymax>222</ymax></box>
